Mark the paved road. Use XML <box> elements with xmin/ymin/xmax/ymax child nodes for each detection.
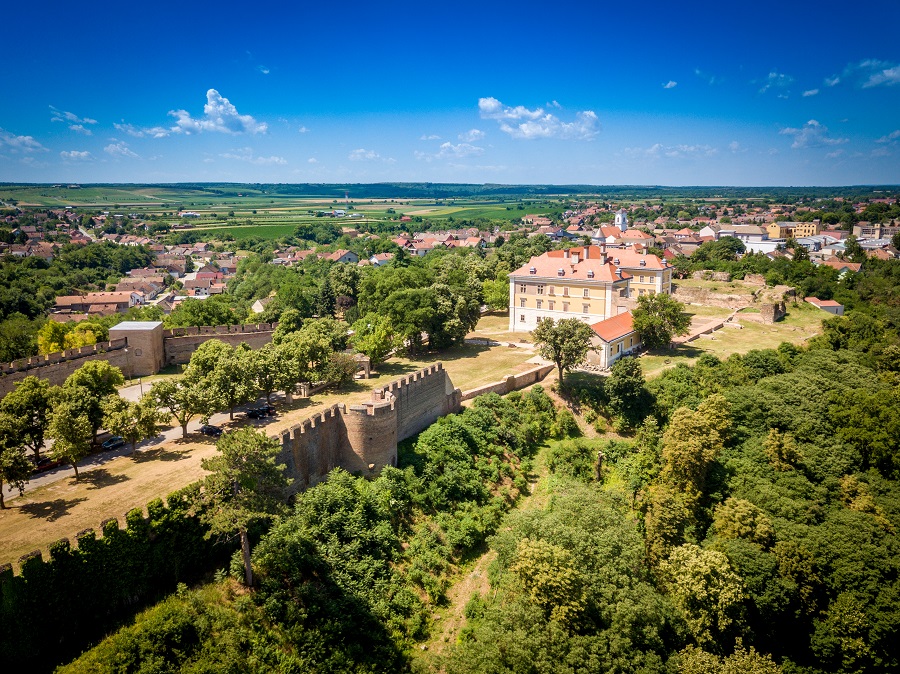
<box><xmin>2</xmin><ymin>382</ymin><xmax>280</xmax><ymax>502</ymax></box>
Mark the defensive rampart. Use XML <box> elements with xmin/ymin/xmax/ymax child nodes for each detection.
<box><xmin>163</xmin><ymin>323</ymin><xmax>276</xmax><ymax>365</ymax></box>
<box><xmin>0</xmin><ymin>322</ymin><xmax>277</xmax><ymax>398</ymax></box>
<box><xmin>460</xmin><ymin>364</ymin><xmax>554</xmax><ymax>401</ymax></box>
<box><xmin>278</xmin><ymin>364</ymin><xmax>460</xmax><ymax>494</ymax></box>
<box><xmin>0</xmin><ymin>339</ymin><xmax>129</xmax><ymax>396</ymax></box>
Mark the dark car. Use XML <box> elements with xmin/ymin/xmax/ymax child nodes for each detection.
<box><xmin>31</xmin><ymin>455</ymin><xmax>64</xmax><ymax>473</ymax></box>
<box><xmin>101</xmin><ymin>436</ymin><xmax>126</xmax><ymax>450</ymax></box>
<box><xmin>246</xmin><ymin>405</ymin><xmax>276</xmax><ymax>419</ymax></box>
<box><xmin>200</xmin><ymin>424</ymin><xmax>224</xmax><ymax>437</ymax></box>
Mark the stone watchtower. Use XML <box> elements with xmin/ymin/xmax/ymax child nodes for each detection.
<box><xmin>108</xmin><ymin>321</ymin><xmax>165</xmax><ymax>377</ymax></box>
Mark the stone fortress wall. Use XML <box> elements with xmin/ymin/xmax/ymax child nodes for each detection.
<box><xmin>0</xmin><ymin>322</ymin><xmax>277</xmax><ymax>397</ymax></box>
<box><xmin>279</xmin><ymin>364</ymin><xmax>461</xmax><ymax>493</ymax></box>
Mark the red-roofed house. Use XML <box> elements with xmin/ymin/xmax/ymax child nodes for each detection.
<box><xmin>805</xmin><ymin>297</ymin><xmax>844</xmax><ymax>316</ymax></box>
<box><xmin>588</xmin><ymin>311</ymin><xmax>641</xmax><ymax>368</ymax></box>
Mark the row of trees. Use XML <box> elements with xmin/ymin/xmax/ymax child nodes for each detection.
<box><xmin>0</xmin><ymin>317</ymin><xmax>360</xmax><ymax>505</ymax></box>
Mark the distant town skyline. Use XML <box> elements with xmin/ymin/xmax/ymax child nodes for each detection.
<box><xmin>2</xmin><ymin>0</ymin><xmax>898</xmax><ymax>186</ymax></box>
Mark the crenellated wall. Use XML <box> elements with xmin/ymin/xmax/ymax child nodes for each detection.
<box><xmin>163</xmin><ymin>323</ymin><xmax>276</xmax><ymax>365</ymax></box>
<box><xmin>278</xmin><ymin>364</ymin><xmax>461</xmax><ymax>494</ymax></box>
<box><xmin>0</xmin><ymin>322</ymin><xmax>278</xmax><ymax>399</ymax></box>
<box><xmin>0</xmin><ymin>339</ymin><xmax>129</xmax><ymax>396</ymax></box>
<box><xmin>373</xmin><ymin>363</ymin><xmax>462</xmax><ymax>441</ymax></box>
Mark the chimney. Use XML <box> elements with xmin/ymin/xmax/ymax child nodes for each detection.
<box><xmin>583</xmin><ymin>246</ymin><xmax>589</xmax><ymax>260</ymax></box>
<box><xmin>615</xmin><ymin>268</ymin><xmax>622</xmax><ymax>279</ymax></box>
<box><xmin>601</xmin><ymin>250</ymin><xmax>608</xmax><ymax>264</ymax></box>
<box><xmin>564</xmin><ymin>249</ymin><xmax>569</xmax><ymax>259</ymax></box>
<box><xmin>572</xmin><ymin>252</ymin><xmax>580</xmax><ymax>264</ymax></box>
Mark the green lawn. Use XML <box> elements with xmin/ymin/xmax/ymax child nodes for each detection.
<box><xmin>639</xmin><ymin>302</ymin><xmax>825</xmax><ymax>378</ymax></box>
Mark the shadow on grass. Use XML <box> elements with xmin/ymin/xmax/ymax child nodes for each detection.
<box><xmin>76</xmin><ymin>468</ymin><xmax>130</xmax><ymax>490</ymax></box>
<box><xmin>130</xmin><ymin>446</ymin><xmax>192</xmax><ymax>463</ymax></box>
<box><xmin>646</xmin><ymin>344</ymin><xmax>705</xmax><ymax>359</ymax></box>
<box><xmin>17</xmin><ymin>497</ymin><xmax>88</xmax><ymax>521</ymax></box>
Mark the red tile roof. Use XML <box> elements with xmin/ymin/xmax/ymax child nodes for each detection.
<box><xmin>591</xmin><ymin>311</ymin><xmax>636</xmax><ymax>342</ymax></box>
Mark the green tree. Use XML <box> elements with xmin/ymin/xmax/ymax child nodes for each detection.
<box><xmin>531</xmin><ymin>317</ymin><xmax>594</xmax><ymax>382</ymax></box>
<box><xmin>63</xmin><ymin>360</ymin><xmax>125</xmax><ymax>443</ymax></box>
<box><xmin>101</xmin><ymin>395</ymin><xmax>164</xmax><ymax>453</ymax></box>
<box><xmin>481</xmin><ymin>277</ymin><xmax>509</xmax><ymax>311</ymax></box>
<box><xmin>661</xmin><ymin>543</ymin><xmax>747</xmax><ymax>648</ymax></box>
<box><xmin>632</xmin><ymin>293</ymin><xmax>691</xmax><ymax>349</ymax></box>
<box><xmin>0</xmin><ymin>375</ymin><xmax>51</xmax><ymax>461</ymax></box>
<box><xmin>209</xmin><ymin>344</ymin><xmax>256</xmax><ymax>419</ymax></box>
<box><xmin>37</xmin><ymin>320</ymin><xmax>68</xmax><ymax>354</ymax></box>
<box><xmin>660</xmin><ymin>394</ymin><xmax>730</xmax><ymax>498</ymax></box>
<box><xmin>150</xmin><ymin>377</ymin><xmax>216</xmax><ymax>438</ymax></box>
<box><xmin>200</xmin><ymin>427</ymin><xmax>291</xmax><ymax>586</ymax></box>
<box><xmin>509</xmin><ymin>537</ymin><xmax>586</xmax><ymax>626</ymax></box>
<box><xmin>678</xmin><ymin>642</ymin><xmax>782</xmax><ymax>674</ymax></box>
<box><xmin>0</xmin><ymin>412</ymin><xmax>32</xmax><ymax>509</ymax></box>
<box><xmin>47</xmin><ymin>398</ymin><xmax>93</xmax><ymax>478</ymax></box>
<box><xmin>183</xmin><ymin>339</ymin><xmax>232</xmax><ymax>380</ymax></box>
<box><xmin>605</xmin><ymin>356</ymin><xmax>651</xmax><ymax>428</ymax></box>
<box><xmin>710</xmin><ymin>498</ymin><xmax>775</xmax><ymax>548</ymax></box>
<box><xmin>350</xmin><ymin>313</ymin><xmax>400</xmax><ymax>365</ymax></box>
<box><xmin>250</xmin><ymin>343</ymin><xmax>295</xmax><ymax>404</ymax></box>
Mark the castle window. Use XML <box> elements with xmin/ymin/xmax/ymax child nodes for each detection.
<box><xmin>134</xmin><ymin>348</ymin><xmax>143</xmax><ymax>357</ymax></box>
<box><xmin>583</xmin><ymin>304</ymin><xmax>589</xmax><ymax>314</ymax></box>
<box><xmin>520</xmin><ymin>298</ymin><xmax>526</xmax><ymax>308</ymax></box>
<box><xmin>519</xmin><ymin>284</ymin><xmax>526</xmax><ymax>293</ymax></box>
<box><xmin>537</xmin><ymin>285</ymin><xmax>545</xmax><ymax>295</ymax></box>
<box><xmin>563</xmin><ymin>302</ymin><xmax>569</xmax><ymax>312</ymax></box>
<box><xmin>548</xmin><ymin>301</ymin><xmax>555</xmax><ymax>311</ymax></box>
<box><xmin>520</xmin><ymin>314</ymin><xmax>525</xmax><ymax>322</ymax></box>
<box><xmin>563</xmin><ymin>287</ymin><xmax>569</xmax><ymax>297</ymax></box>
<box><xmin>548</xmin><ymin>286</ymin><xmax>555</xmax><ymax>295</ymax></box>
<box><xmin>583</xmin><ymin>288</ymin><xmax>590</xmax><ymax>298</ymax></box>
<box><xmin>536</xmin><ymin>300</ymin><xmax>543</xmax><ymax>309</ymax></box>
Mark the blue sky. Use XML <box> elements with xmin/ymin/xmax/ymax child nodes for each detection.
<box><xmin>1</xmin><ymin>0</ymin><xmax>898</xmax><ymax>186</ymax></box>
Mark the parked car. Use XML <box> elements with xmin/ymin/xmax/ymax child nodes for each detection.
<box><xmin>101</xmin><ymin>436</ymin><xmax>126</xmax><ymax>450</ymax></box>
<box><xmin>246</xmin><ymin>405</ymin><xmax>276</xmax><ymax>419</ymax></box>
<box><xmin>200</xmin><ymin>424</ymin><xmax>223</xmax><ymax>437</ymax></box>
<box><xmin>30</xmin><ymin>455</ymin><xmax>64</xmax><ymax>473</ymax></box>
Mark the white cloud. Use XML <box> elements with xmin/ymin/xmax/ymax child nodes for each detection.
<box><xmin>68</xmin><ymin>124</ymin><xmax>93</xmax><ymax>135</ymax></box>
<box><xmin>49</xmin><ymin>106</ymin><xmax>98</xmax><ymax>126</ymax></box>
<box><xmin>663</xmin><ymin>80</ymin><xmax>677</xmax><ymax>89</ymax></box>
<box><xmin>871</xmin><ymin>147</ymin><xmax>891</xmax><ymax>158</ymax></box>
<box><xmin>104</xmin><ymin>142</ymin><xmax>139</xmax><ymax>158</ymax></box>
<box><xmin>298</xmin><ymin>126</ymin><xmax>309</xmax><ymax>133</ymax></box>
<box><xmin>60</xmin><ymin>150</ymin><xmax>93</xmax><ymax>161</ymax></box>
<box><xmin>416</xmin><ymin>142</ymin><xmax>485</xmax><ymax>162</ymax></box>
<box><xmin>420</xmin><ymin>134</ymin><xmax>441</xmax><ymax>140</ymax></box>
<box><xmin>858</xmin><ymin>59</ymin><xmax>900</xmax><ymax>88</ymax></box>
<box><xmin>308</xmin><ymin>157</ymin><xmax>318</xmax><ymax>163</ymax></box>
<box><xmin>694</xmin><ymin>68</ymin><xmax>721</xmax><ymax>85</ymax></box>
<box><xmin>826</xmin><ymin>149</ymin><xmax>845</xmax><ymax>159</ymax></box>
<box><xmin>0</xmin><ymin>128</ymin><xmax>47</xmax><ymax>153</ymax></box>
<box><xmin>458</xmin><ymin>128</ymin><xmax>484</xmax><ymax>142</ymax></box>
<box><xmin>779</xmin><ymin>120</ymin><xmax>848</xmax><ymax>149</ymax></box>
<box><xmin>478</xmin><ymin>97</ymin><xmax>598</xmax><ymax>140</ymax></box>
<box><xmin>349</xmin><ymin>148</ymin><xmax>379</xmax><ymax>161</ymax></box>
<box><xmin>876</xmin><ymin>130</ymin><xmax>900</xmax><ymax>143</ymax></box>
<box><xmin>257</xmin><ymin>65</ymin><xmax>270</xmax><ymax>75</ymax></box>
<box><xmin>114</xmin><ymin>122</ymin><xmax>173</xmax><ymax>138</ymax></box>
<box><xmin>802</xmin><ymin>89</ymin><xmax>819</xmax><ymax>97</ymax></box>
<box><xmin>758</xmin><ymin>71</ymin><xmax>793</xmax><ymax>94</ymax></box>
<box><xmin>219</xmin><ymin>147</ymin><xmax>286</xmax><ymax>165</ymax></box>
<box><xmin>169</xmin><ymin>89</ymin><xmax>267</xmax><ymax>135</ymax></box>
<box><xmin>828</xmin><ymin>59</ymin><xmax>900</xmax><ymax>88</ymax></box>
<box><xmin>626</xmin><ymin>143</ymin><xmax>718</xmax><ymax>158</ymax></box>
<box><xmin>728</xmin><ymin>141</ymin><xmax>745</xmax><ymax>153</ymax></box>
